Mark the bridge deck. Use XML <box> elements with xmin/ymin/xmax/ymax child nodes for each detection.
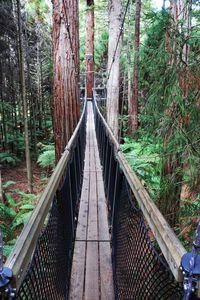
<box><xmin>69</xmin><ymin>102</ymin><xmax>114</xmax><ymax>300</ymax></box>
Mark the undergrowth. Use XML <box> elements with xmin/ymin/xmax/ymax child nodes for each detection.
<box><xmin>0</xmin><ymin>181</ymin><xmax>38</xmax><ymax>257</ymax></box>
<box><xmin>121</xmin><ymin>135</ymin><xmax>200</xmax><ymax>251</ymax></box>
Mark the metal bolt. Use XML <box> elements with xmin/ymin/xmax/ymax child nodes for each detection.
<box><xmin>10</xmin><ymin>292</ymin><xmax>16</xmax><ymax>298</ymax></box>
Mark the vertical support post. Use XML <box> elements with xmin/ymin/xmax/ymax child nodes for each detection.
<box><xmin>86</xmin><ymin>0</ymin><xmax>94</xmax><ymax>100</ymax></box>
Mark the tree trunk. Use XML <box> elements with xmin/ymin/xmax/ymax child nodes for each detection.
<box><xmin>130</xmin><ymin>0</ymin><xmax>141</xmax><ymax>134</ymax></box>
<box><xmin>52</xmin><ymin>0</ymin><xmax>80</xmax><ymax>162</ymax></box>
<box><xmin>163</xmin><ymin>0</ymin><xmax>165</xmax><ymax>9</ymax></box>
<box><xmin>159</xmin><ymin>0</ymin><xmax>192</xmax><ymax>226</ymax></box>
<box><xmin>127</xmin><ymin>2</ymin><xmax>132</xmax><ymax>134</ymax></box>
<box><xmin>17</xmin><ymin>0</ymin><xmax>32</xmax><ymax>193</ymax></box>
<box><xmin>107</xmin><ymin>0</ymin><xmax>122</xmax><ymax>139</ymax></box>
<box><xmin>86</xmin><ymin>0</ymin><xmax>94</xmax><ymax>100</ymax></box>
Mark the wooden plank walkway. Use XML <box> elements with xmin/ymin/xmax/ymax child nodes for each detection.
<box><xmin>69</xmin><ymin>102</ymin><xmax>114</xmax><ymax>300</ymax></box>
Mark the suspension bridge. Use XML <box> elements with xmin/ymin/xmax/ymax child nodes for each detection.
<box><xmin>0</xmin><ymin>94</ymin><xmax>200</xmax><ymax>299</ymax></box>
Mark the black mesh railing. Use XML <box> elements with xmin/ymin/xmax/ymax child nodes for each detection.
<box><xmin>2</xmin><ymin>106</ymin><xmax>87</xmax><ymax>300</ymax></box>
<box><xmin>94</xmin><ymin>101</ymin><xmax>183</xmax><ymax>300</ymax></box>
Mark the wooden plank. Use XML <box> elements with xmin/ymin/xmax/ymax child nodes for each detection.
<box><xmin>87</xmin><ymin>103</ymin><xmax>98</xmax><ymax>240</ymax></box>
<box><xmin>99</xmin><ymin>242</ymin><xmax>114</xmax><ymax>300</ymax></box>
<box><xmin>71</xmin><ymin>101</ymin><xmax>114</xmax><ymax>300</ymax></box>
<box><xmin>87</xmin><ymin>153</ymin><xmax>98</xmax><ymax>240</ymax></box>
<box><xmin>85</xmin><ymin>241</ymin><xmax>99</xmax><ymax>300</ymax></box>
<box><xmin>69</xmin><ymin>169</ymin><xmax>89</xmax><ymax>298</ymax></box>
<box><xmin>84</xmin><ymin>103</ymin><xmax>99</xmax><ymax>299</ymax></box>
<box><xmin>97</xmin><ymin>172</ymin><xmax>114</xmax><ymax>299</ymax></box>
<box><xmin>96</xmin><ymin>170</ymin><xmax>110</xmax><ymax>241</ymax></box>
<box><xmin>69</xmin><ymin>241</ymin><xmax>86</xmax><ymax>300</ymax></box>
<box><xmin>94</xmin><ymin>121</ymin><xmax>114</xmax><ymax>299</ymax></box>
<box><xmin>69</xmin><ymin>104</ymin><xmax>90</xmax><ymax>299</ymax></box>
<box><xmin>76</xmin><ymin>172</ymin><xmax>89</xmax><ymax>240</ymax></box>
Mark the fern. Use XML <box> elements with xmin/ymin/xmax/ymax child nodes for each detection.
<box><xmin>3</xmin><ymin>239</ymin><xmax>17</xmax><ymax>257</ymax></box>
<box><xmin>121</xmin><ymin>137</ymin><xmax>162</xmax><ymax>199</ymax></box>
<box><xmin>3</xmin><ymin>181</ymin><xmax>16</xmax><ymax>189</ymax></box>
<box><xmin>12</xmin><ymin>211</ymin><xmax>33</xmax><ymax>229</ymax></box>
<box><xmin>0</xmin><ymin>152</ymin><xmax>19</xmax><ymax>166</ymax></box>
<box><xmin>0</xmin><ymin>203</ymin><xmax>16</xmax><ymax>218</ymax></box>
<box><xmin>37</xmin><ymin>144</ymin><xmax>55</xmax><ymax>168</ymax></box>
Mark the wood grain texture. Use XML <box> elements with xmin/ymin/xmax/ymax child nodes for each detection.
<box><xmin>69</xmin><ymin>102</ymin><xmax>114</xmax><ymax>299</ymax></box>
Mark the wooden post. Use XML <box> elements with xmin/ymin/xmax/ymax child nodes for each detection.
<box><xmin>86</xmin><ymin>0</ymin><xmax>94</xmax><ymax>100</ymax></box>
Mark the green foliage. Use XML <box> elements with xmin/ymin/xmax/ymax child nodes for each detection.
<box><xmin>2</xmin><ymin>181</ymin><xmax>16</xmax><ymax>189</ymax></box>
<box><xmin>0</xmin><ymin>152</ymin><xmax>19</xmax><ymax>166</ymax></box>
<box><xmin>121</xmin><ymin>136</ymin><xmax>162</xmax><ymax>199</ymax></box>
<box><xmin>0</xmin><ymin>191</ymin><xmax>37</xmax><ymax>257</ymax></box>
<box><xmin>37</xmin><ymin>144</ymin><xmax>55</xmax><ymax>169</ymax></box>
<box><xmin>181</xmin><ymin>194</ymin><xmax>200</xmax><ymax>219</ymax></box>
<box><xmin>3</xmin><ymin>239</ymin><xmax>17</xmax><ymax>257</ymax></box>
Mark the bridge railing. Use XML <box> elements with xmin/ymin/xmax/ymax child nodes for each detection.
<box><xmin>2</xmin><ymin>101</ymin><xmax>87</xmax><ymax>299</ymax></box>
<box><xmin>93</xmin><ymin>99</ymin><xmax>186</xmax><ymax>299</ymax></box>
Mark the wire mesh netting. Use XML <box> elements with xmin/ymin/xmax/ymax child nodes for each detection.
<box><xmin>15</xmin><ymin>112</ymin><xmax>86</xmax><ymax>300</ymax></box>
<box><xmin>112</xmin><ymin>176</ymin><xmax>183</xmax><ymax>300</ymax></box>
<box><xmin>94</xmin><ymin>101</ymin><xmax>183</xmax><ymax>300</ymax></box>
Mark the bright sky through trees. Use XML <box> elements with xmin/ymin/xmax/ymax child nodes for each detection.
<box><xmin>153</xmin><ymin>0</ymin><xmax>170</xmax><ymax>9</ymax></box>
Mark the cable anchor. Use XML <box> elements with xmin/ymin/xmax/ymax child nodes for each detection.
<box><xmin>181</xmin><ymin>220</ymin><xmax>200</xmax><ymax>299</ymax></box>
<box><xmin>0</xmin><ymin>230</ymin><xmax>15</xmax><ymax>299</ymax></box>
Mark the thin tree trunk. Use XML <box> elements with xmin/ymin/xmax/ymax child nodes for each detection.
<box><xmin>36</xmin><ymin>24</ymin><xmax>43</xmax><ymax>131</ymax></box>
<box><xmin>17</xmin><ymin>0</ymin><xmax>32</xmax><ymax>193</ymax></box>
<box><xmin>163</xmin><ymin>0</ymin><xmax>165</xmax><ymax>9</ymax></box>
<box><xmin>127</xmin><ymin>2</ymin><xmax>132</xmax><ymax>133</ymax></box>
<box><xmin>130</xmin><ymin>0</ymin><xmax>141</xmax><ymax>134</ymax></box>
<box><xmin>86</xmin><ymin>0</ymin><xmax>94</xmax><ymax>100</ymax></box>
<box><xmin>107</xmin><ymin>0</ymin><xmax>122</xmax><ymax>139</ymax></box>
<box><xmin>0</xmin><ymin>167</ymin><xmax>3</xmax><ymax>203</ymax></box>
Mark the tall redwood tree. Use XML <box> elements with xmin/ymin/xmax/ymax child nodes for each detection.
<box><xmin>107</xmin><ymin>0</ymin><xmax>122</xmax><ymax>139</ymax></box>
<box><xmin>52</xmin><ymin>0</ymin><xmax>80</xmax><ymax>162</ymax></box>
<box><xmin>86</xmin><ymin>0</ymin><xmax>94</xmax><ymax>99</ymax></box>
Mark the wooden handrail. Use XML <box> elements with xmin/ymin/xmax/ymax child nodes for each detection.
<box><xmin>94</xmin><ymin>100</ymin><xmax>186</xmax><ymax>282</ymax></box>
<box><xmin>5</xmin><ymin>100</ymin><xmax>87</xmax><ymax>291</ymax></box>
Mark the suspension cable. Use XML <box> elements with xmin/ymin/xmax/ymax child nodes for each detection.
<box><xmin>107</xmin><ymin>0</ymin><xmax>131</xmax><ymax>81</ymax></box>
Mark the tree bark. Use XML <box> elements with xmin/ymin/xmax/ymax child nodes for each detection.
<box><xmin>127</xmin><ymin>2</ymin><xmax>132</xmax><ymax>134</ymax></box>
<box><xmin>107</xmin><ymin>0</ymin><xmax>122</xmax><ymax>139</ymax></box>
<box><xmin>52</xmin><ymin>0</ymin><xmax>80</xmax><ymax>162</ymax></box>
<box><xmin>130</xmin><ymin>0</ymin><xmax>141</xmax><ymax>134</ymax></box>
<box><xmin>159</xmin><ymin>0</ymin><xmax>192</xmax><ymax>226</ymax></box>
<box><xmin>86</xmin><ymin>0</ymin><xmax>94</xmax><ymax>99</ymax></box>
<box><xmin>17</xmin><ymin>0</ymin><xmax>33</xmax><ymax>193</ymax></box>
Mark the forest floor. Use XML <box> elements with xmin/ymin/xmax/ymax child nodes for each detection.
<box><xmin>2</xmin><ymin>161</ymin><xmax>46</xmax><ymax>199</ymax></box>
